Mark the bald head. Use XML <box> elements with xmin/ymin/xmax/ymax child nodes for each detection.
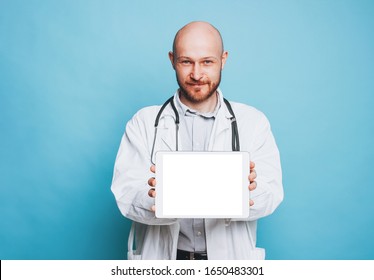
<box><xmin>168</xmin><ymin>21</ymin><xmax>228</xmax><ymax>112</ymax></box>
<box><xmin>172</xmin><ymin>21</ymin><xmax>224</xmax><ymax>57</ymax></box>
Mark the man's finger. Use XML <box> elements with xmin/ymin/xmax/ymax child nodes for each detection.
<box><xmin>249</xmin><ymin>181</ymin><xmax>257</xmax><ymax>191</ymax></box>
<box><xmin>249</xmin><ymin>169</ymin><xmax>257</xmax><ymax>182</ymax></box>
<box><xmin>250</xmin><ymin>161</ymin><xmax>255</xmax><ymax>170</ymax></box>
<box><xmin>150</xmin><ymin>165</ymin><xmax>156</xmax><ymax>173</ymax></box>
<box><xmin>148</xmin><ymin>188</ymin><xmax>156</xmax><ymax>198</ymax></box>
<box><xmin>148</xmin><ymin>177</ymin><xmax>156</xmax><ymax>187</ymax></box>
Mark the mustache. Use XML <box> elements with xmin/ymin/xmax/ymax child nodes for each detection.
<box><xmin>186</xmin><ymin>81</ymin><xmax>207</xmax><ymax>86</ymax></box>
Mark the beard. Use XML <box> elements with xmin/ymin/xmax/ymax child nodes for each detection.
<box><xmin>176</xmin><ymin>71</ymin><xmax>221</xmax><ymax>104</ymax></box>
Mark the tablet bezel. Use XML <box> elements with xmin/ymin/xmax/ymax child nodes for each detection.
<box><xmin>155</xmin><ymin>151</ymin><xmax>250</xmax><ymax>218</ymax></box>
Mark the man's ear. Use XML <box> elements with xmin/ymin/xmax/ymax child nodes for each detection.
<box><xmin>221</xmin><ymin>51</ymin><xmax>228</xmax><ymax>70</ymax></box>
<box><xmin>168</xmin><ymin>51</ymin><xmax>175</xmax><ymax>69</ymax></box>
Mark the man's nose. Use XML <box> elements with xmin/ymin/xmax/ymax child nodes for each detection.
<box><xmin>191</xmin><ymin>64</ymin><xmax>203</xmax><ymax>81</ymax></box>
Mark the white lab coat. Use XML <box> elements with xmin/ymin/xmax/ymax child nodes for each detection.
<box><xmin>111</xmin><ymin>90</ymin><xmax>283</xmax><ymax>260</ymax></box>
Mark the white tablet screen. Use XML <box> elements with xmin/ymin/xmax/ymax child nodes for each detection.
<box><xmin>155</xmin><ymin>151</ymin><xmax>250</xmax><ymax>218</ymax></box>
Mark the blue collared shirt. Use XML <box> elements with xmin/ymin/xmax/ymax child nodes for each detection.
<box><xmin>175</xmin><ymin>91</ymin><xmax>221</xmax><ymax>252</ymax></box>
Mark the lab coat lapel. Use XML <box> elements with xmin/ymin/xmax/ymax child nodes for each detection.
<box><xmin>208</xmin><ymin>105</ymin><xmax>232</xmax><ymax>151</ymax></box>
<box><xmin>159</xmin><ymin>106</ymin><xmax>180</xmax><ymax>151</ymax></box>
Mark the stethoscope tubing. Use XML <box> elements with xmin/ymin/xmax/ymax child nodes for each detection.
<box><xmin>150</xmin><ymin>95</ymin><xmax>240</xmax><ymax>164</ymax></box>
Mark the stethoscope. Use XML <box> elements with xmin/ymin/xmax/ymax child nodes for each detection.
<box><xmin>150</xmin><ymin>95</ymin><xmax>240</xmax><ymax>164</ymax></box>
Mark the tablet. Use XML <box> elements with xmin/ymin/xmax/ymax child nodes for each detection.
<box><xmin>155</xmin><ymin>151</ymin><xmax>250</xmax><ymax>218</ymax></box>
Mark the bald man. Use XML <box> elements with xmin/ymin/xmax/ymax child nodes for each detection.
<box><xmin>111</xmin><ymin>21</ymin><xmax>283</xmax><ymax>260</ymax></box>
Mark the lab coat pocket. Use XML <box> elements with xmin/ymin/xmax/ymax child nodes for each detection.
<box><xmin>245</xmin><ymin>221</ymin><xmax>266</xmax><ymax>260</ymax></box>
<box><xmin>127</xmin><ymin>223</ymin><xmax>142</xmax><ymax>260</ymax></box>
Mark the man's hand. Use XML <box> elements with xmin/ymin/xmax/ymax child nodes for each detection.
<box><xmin>249</xmin><ymin>161</ymin><xmax>257</xmax><ymax>206</ymax></box>
<box><xmin>148</xmin><ymin>165</ymin><xmax>156</xmax><ymax>212</ymax></box>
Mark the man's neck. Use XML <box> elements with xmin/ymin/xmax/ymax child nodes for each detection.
<box><xmin>178</xmin><ymin>90</ymin><xmax>218</xmax><ymax>113</ymax></box>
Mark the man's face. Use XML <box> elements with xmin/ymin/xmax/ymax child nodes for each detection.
<box><xmin>169</xmin><ymin>27</ymin><xmax>228</xmax><ymax>105</ymax></box>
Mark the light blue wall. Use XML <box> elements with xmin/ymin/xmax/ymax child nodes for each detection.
<box><xmin>1</xmin><ymin>0</ymin><xmax>373</xmax><ymax>259</ymax></box>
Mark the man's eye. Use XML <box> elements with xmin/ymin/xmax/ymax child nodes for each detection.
<box><xmin>181</xmin><ymin>60</ymin><xmax>192</xmax><ymax>65</ymax></box>
<box><xmin>203</xmin><ymin>60</ymin><xmax>213</xmax><ymax>65</ymax></box>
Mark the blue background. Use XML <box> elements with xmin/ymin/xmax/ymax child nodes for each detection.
<box><xmin>1</xmin><ymin>0</ymin><xmax>373</xmax><ymax>260</ymax></box>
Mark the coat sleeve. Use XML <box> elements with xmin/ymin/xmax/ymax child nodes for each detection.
<box><xmin>247</xmin><ymin>111</ymin><xmax>284</xmax><ymax>221</ymax></box>
<box><xmin>232</xmin><ymin>108</ymin><xmax>284</xmax><ymax>222</ymax></box>
<box><xmin>110</xmin><ymin>109</ymin><xmax>177</xmax><ymax>225</ymax></box>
